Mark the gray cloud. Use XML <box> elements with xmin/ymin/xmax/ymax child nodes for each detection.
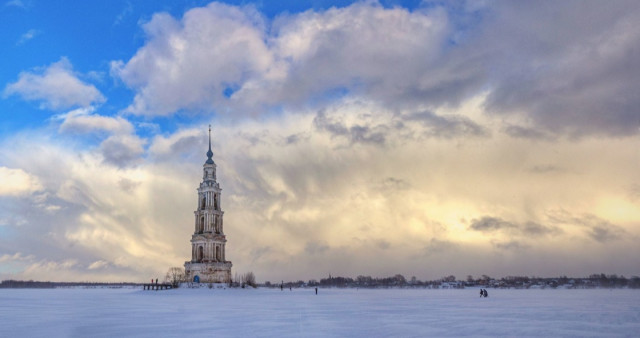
<box><xmin>117</xmin><ymin>178</ymin><xmax>140</xmax><ymax>193</ymax></box>
<box><xmin>250</xmin><ymin>246</ymin><xmax>272</xmax><ymax>262</ymax></box>
<box><xmin>313</xmin><ymin>111</ymin><xmax>387</xmax><ymax>145</ymax></box>
<box><xmin>546</xmin><ymin>210</ymin><xmax>627</xmax><ymax>243</ymax></box>
<box><xmin>404</xmin><ymin>110</ymin><xmax>489</xmax><ymax>138</ymax></box>
<box><xmin>522</xmin><ymin>222</ymin><xmax>556</xmax><ymax>236</ymax></box>
<box><xmin>479</xmin><ymin>1</ymin><xmax>640</xmax><ymax>137</ymax></box>
<box><xmin>377</xmin><ymin>177</ymin><xmax>411</xmax><ymax>193</ymax></box>
<box><xmin>494</xmin><ymin>240</ymin><xmax>528</xmax><ymax>251</ymax></box>
<box><xmin>100</xmin><ymin>135</ymin><xmax>145</xmax><ymax>167</ymax></box>
<box><xmin>469</xmin><ymin>216</ymin><xmax>516</xmax><ymax>232</ymax></box>
<box><xmin>470</xmin><ymin>216</ymin><xmax>557</xmax><ymax>237</ymax></box>
<box><xmin>305</xmin><ymin>241</ymin><xmax>329</xmax><ymax>255</ymax></box>
<box><xmin>423</xmin><ymin>239</ymin><xmax>458</xmax><ymax>257</ymax></box>
<box><xmin>375</xmin><ymin>240</ymin><xmax>391</xmax><ymax>250</ymax></box>
<box><xmin>503</xmin><ymin>124</ymin><xmax>555</xmax><ymax>141</ymax></box>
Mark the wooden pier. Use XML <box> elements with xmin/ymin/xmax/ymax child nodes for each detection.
<box><xmin>143</xmin><ymin>283</ymin><xmax>174</xmax><ymax>291</ymax></box>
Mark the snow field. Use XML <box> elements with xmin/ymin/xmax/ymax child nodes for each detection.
<box><xmin>1</xmin><ymin>288</ymin><xmax>638</xmax><ymax>337</ymax></box>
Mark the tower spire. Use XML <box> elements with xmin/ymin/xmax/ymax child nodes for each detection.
<box><xmin>206</xmin><ymin>124</ymin><xmax>214</xmax><ymax>164</ymax></box>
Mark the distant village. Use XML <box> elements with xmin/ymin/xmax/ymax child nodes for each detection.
<box><xmin>2</xmin><ymin>273</ymin><xmax>639</xmax><ymax>289</ymax></box>
<box><xmin>262</xmin><ymin>273</ymin><xmax>640</xmax><ymax>290</ymax></box>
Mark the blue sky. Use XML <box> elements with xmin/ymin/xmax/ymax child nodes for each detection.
<box><xmin>1</xmin><ymin>0</ymin><xmax>426</xmax><ymax>136</ymax></box>
<box><xmin>0</xmin><ymin>0</ymin><xmax>639</xmax><ymax>282</ymax></box>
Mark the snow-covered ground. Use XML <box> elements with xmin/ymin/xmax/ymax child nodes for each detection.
<box><xmin>1</xmin><ymin>287</ymin><xmax>638</xmax><ymax>337</ymax></box>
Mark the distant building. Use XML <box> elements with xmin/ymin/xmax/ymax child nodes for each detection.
<box><xmin>184</xmin><ymin>126</ymin><xmax>232</xmax><ymax>283</ymax></box>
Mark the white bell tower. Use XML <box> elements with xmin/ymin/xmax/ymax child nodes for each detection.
<box><xmin>184</xmin><ymin>126</ymin><xmax>232</xmax><ymax>283</ymax></box>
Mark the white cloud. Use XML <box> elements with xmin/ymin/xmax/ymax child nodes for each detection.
<box><xmin>113</xmin><ymin>1</ymin><xmax>133</xmax><ymax>26</ymax></box>
<box><xmin>0</xmin><ymin>252</ymin><xmax>34</xmax><ymax>263</ymax></box>
<box><xmin>58</xmin><ymin>107</ymin><xmax>134</xmax><ymax>135</ymax></box>
<box><xmin>112</xmin><ymin>2</ymin><xmax>463</xmax><ymax>117</ymax></box>
<box><xmin>0</xmin><ymin>167</ymin><xmax>42</xmax><ymax>196</ymax></box>
<box><xmin>243</xmin><ymin>3</ymin><xmax>453</xmax><ymax>109</ymax></box>
<box><xmin>4</xmin><ymin>0</ymin><xmax>28</xmax><ymax>9</ymax></box>
<box><xmin>111</xmin><ymin>2</ymin><xmax>271</xmax><ymax>116</ymax></box>
<box><xmin>16</xmin><ymin>28</ymin><xmax>39</xmax><ymax>45</ymax></box>
<box><xmin>88</xmin><ymin>260</ymin><xmax>109</xmax><ymax>270</ymax></box>
<box><xmin>3</xmin><ymin>57</ymin><xmax>105</xmax><ymax>110</ymax></box>
<box><xmin>111</xmin><ymin>1</ymin><xmax>640</xmax><ymax>137</ymax></box>
<box><xmin>54</xmin><ymin>107</ymin><xmax>144</xmax><ymax>167</ymax></box>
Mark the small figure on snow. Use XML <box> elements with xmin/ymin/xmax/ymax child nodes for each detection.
<box><xmin>315</xmin><ymin>287</ymin><xmax>318</xmax><ymax>295</ymax></box>
<box><xmin>480</xmin><ymin>289</ymin><xmax>483</xmax><ymax>297</ymax></box>
<box><xmin>483</xmin><ymin>289</ymin><xmax>488</xmax><ymax>297</ymax></box>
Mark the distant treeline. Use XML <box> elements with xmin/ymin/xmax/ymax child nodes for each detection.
<box><xmin>0</xmin><ymin>280</ymin><xmax>142</xmax><ymax>289</ymax></box>
<box><xmin>263</xmin><ymin>273</ymin><xmax>640</xmax><ymax>289</ymax></box>
<box><xmin>4</xmin><ymin>273</ymin><xmax>639</xmax><ymax>289</ymax></box>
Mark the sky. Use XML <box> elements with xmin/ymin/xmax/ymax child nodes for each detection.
<box><xmin>0</xmin><ymin>0</ymin><xmax>638</xmax><ymax>283</ymax></box>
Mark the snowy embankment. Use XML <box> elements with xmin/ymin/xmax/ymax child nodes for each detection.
<box><xmin>0</xmin><ymin>288</ymin><xmax>638</xmax><ymax>337</ymax></box>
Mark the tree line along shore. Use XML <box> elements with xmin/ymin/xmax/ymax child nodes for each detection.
<box><xmin>3</xmin><ymin>273</ymin><xmax>638</xmax><ymax>289</ymax></box>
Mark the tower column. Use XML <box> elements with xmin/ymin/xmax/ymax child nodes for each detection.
<box><xmin>184</xmin><ymin>125</ymin><xmax>232</xmax><ymax>283</ymax></box>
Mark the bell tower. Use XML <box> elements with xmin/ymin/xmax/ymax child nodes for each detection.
<box><xmin>184</xmin><ymin>126</ymin><xmax>232</xmax><ymax>283</ymax></box>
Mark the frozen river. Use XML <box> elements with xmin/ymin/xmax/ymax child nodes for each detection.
<box><xmin>1</xmin><ymin>287</ymin><xmax>638</xmax><ymax>337</ymax></box>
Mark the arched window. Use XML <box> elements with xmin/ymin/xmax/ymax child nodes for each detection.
<box><xmin>199</xmin><ymin>216</ymin><xmax>204</xmax><ymax>233</ymax></box>
<box><xmin>214</xmin><ymin>194</ymin><xmax>218</xmax><ymax>210</ymax></box>
<box><xmin>216</xmin><ymin>246</ymin><xmax>221</xmax><ymax>261</ymax></box>
<box><xmin>201</xmin><ymin>196</ymin><xmax>206</xmax><ymax>209</ymax></box>
<box><xmin>197</xmin><ymin>246</ymin><xmax>204</xmax><ymax>262</ymax></box>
